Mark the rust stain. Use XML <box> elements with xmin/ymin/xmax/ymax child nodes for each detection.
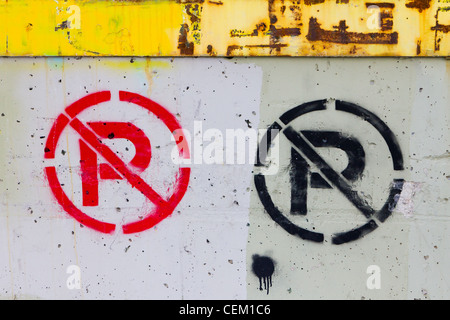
<box><xmin>304</xmin><ymin>0</ymin><xmax>325</xmax><ymax>5</ymax></box>
<box><xmin>306</xmin><ymin>18</ymin><xmax>398</xmax><ymax>44</ymax></box>
<box><xmin>432</xmin><ymin>6</ymin><xmax>450</xmax><ymax>52</ymax></box>
<box><xmin>178</xmin><ymin>23</ymin><xmax>194</xmax><ymax>55</ymax></box>
<box><xmin>268</xmin><ymin>0</ymin><xmax>301</xmax><ymax>52</ymax></box>
<box><xmin>177</xmin><ymin>1</ymin><xmax>203</xmax><ymax>55</ymax></box>
<box><xmin>230</xmin><ymin>23</ymin><xmax>267</xmax><ymax>38</ymax></box>
<box><xmin>432</xmin><ymin>24</ymin><xmax>450</xmax><ymax>33</ymax></box>
<box><xmin>405</xmin><ymin>0</ymin><xmax>432</xmax><ymax>12</ymax></box>
<box><xmin>206</xmin><ymin>44</ymin><xmax>216</xmax><ymax>55</ymax></box>
<box><xmin>1</xmin><ymin>0</ymin><xmax>449</xmax><ymax>56</ymax></box>
<box><xmin>228</xmin><ymin>0</ymin><xmax>301</xmax><ymax>55</ymax></box>
<box><xmin>269</xmin><ymin>26</ymin><xmax>301</xmax><ymax>37</ymax></box>
<box><xmin>226</xmin><ymin>44</ymin><xmax>241</xmax><ymax>55</ymax></box>
<box><xmin>268</xmin><ymin>0</ymin><xmax>279</xmax><ymax>49</ymax></box>
<box><xmin>226</xmin><ymin>44</ymin><xmax>288</xmax><ymax>56</ymax></box>
<box><xmin>176</xmin><ymin>0</ymin><xmax>205</xmax><ymax>3</ymax></box>
<box><xmin>185</xmin><ymin>3</ymin><xmax>202</xmax><ymax>24</ymax></box>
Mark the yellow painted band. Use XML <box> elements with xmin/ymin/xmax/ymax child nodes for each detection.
<box><xmin>0</xmin><ymin>0</ymin><xmax>448</xmax><ymax>57</ymax></box>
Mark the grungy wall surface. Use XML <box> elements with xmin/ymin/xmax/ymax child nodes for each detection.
<box><xmin>0</xmin><ymin>0</ymin><xmax>449</xmax><ymax>57</ymax></box>
<box><xmin>0</xmin><ymin>56</ymin><xmax>448</xmax><ymax>299</ymax></box>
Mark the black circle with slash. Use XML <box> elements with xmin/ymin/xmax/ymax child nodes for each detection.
<box><xmin>254</xmin><ymin>100</ymin><xmax>404</xmax><ymax>245</ymax></box>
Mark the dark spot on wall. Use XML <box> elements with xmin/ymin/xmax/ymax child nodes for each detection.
<box><xmin>252</xmin><ymin>255</ymin><xmax>275</xmax><ymax>295</ymax></box>
<box><xmin>206</xmin><ymin>44</ymin><xmax>215</xmax><ymax>56</ymax></box>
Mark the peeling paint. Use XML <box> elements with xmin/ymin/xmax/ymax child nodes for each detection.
<box><xmin>0</xmin><ymin>0</ymin><xmax>448</xmax><ymax>56</ymax></box>
<box><xmin>394</xmin><ymin>181</ymin><xmax>423</xmax><ymax>218</ymax></box>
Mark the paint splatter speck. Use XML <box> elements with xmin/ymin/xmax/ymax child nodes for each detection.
<box><xmin>252</xmin><ymin>255</ymin><xmax>275</xmax><ymax>295</ymax></box>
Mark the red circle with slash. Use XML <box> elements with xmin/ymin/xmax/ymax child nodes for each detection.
<box><xmin>44</xmin><ymin>91</ymin><xmax>191</xmax><ymax>234</ymax></box>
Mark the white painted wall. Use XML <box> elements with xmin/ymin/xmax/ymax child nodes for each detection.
<box><xmin>0</xmin><ymin>57</ymin><xmax>448</xmax><ymax>299</ymax></box>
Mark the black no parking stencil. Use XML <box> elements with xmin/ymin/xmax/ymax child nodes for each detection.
<box><xmin>254</xmin><ymin>100</ymin><xmax>405</xmax><ymax>245</ymax></box>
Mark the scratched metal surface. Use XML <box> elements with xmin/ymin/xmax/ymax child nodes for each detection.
<box><xmin>0</xmin><ymin>0</ymin><xmax>449</xmax><ymax>57</ymax></box>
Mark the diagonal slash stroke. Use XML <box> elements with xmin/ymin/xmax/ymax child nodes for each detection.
<box><xmin>69</xmin><ymin>117</ymin><xmax>169</xmax><ymax>209</ymax></box>
<box><xmin>283</xmin><ymin>126</ymin><xmax>375</xmax><ymax>219</ymax></box>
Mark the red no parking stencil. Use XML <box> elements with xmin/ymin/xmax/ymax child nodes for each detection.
<box><xmin>44</xmin><ymin>91</ymin><xmax>190</xmax><ymax>234</ymax></box>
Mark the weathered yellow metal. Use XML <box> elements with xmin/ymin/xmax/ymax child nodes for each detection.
<box><xmin>0</xmin><ymin>0</ymin><xmax>448</xmax><ymax>57</ymax></box>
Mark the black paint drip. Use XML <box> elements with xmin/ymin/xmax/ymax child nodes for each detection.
<box><xmin>252</xmin><ymin>255</ymin><xmax>275</xmax><ymax>295</ymax></box>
